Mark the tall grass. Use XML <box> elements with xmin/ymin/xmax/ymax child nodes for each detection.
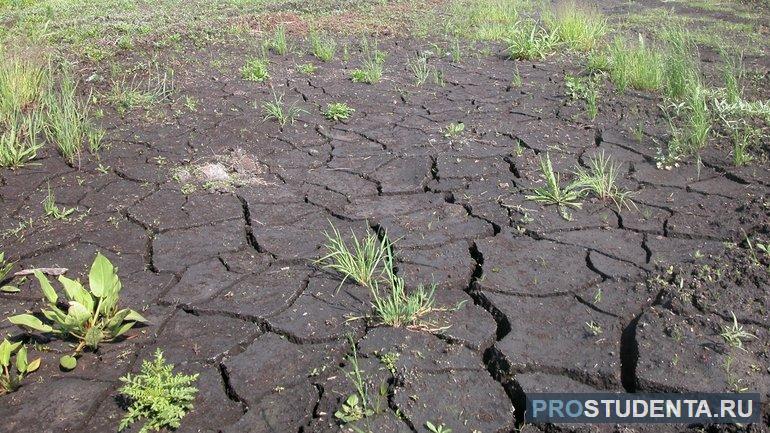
<box><xmin>661</xmin><ymin>26</ymin><xmax>700</xmax><ymax>100</ymax></box>
<box><xmin>445</xmin><ymin>0</ymin><xmax>523</xmax><ymax>41</ymax></box>
<box><xmin>45</xmin><ymin>70</ymin><xmax>92</xmax><ymax>166</ymax></box>
<box><xmin>604</xmin><ymin>36</ymin><xmax>665</xmax><ymax>92</ymax></box>
<box><xmin>545</xmin><ymin>0</ymin><xmax>608</xmax><ymax>52</ymax></box>
<box><xmin>0</xmin><ymin>55</ymin><xmax>47</xmax><ymax>168</ymax></box>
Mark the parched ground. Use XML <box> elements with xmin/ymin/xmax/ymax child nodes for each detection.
<box><xmin>1</xmin><ymin>1</ymin><xmax>769</xmax><ymax>433</ymax></box>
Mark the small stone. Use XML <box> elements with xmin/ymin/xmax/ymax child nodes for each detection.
<box><xmin>200</xmin><ymin>163</ymin><xmax>230</xmax><ymax>181</ymax></box>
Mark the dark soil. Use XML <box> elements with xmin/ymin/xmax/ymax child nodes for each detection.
<box><xmin>0</xmin><ymin>24</ymin><xmax>769</xmax><ymax>433</ymax></box>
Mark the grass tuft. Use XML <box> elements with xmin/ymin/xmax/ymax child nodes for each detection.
<box><xmin>315</xmin><ymin>223</ymin><xmax>389</xmax><ymax>290</ymax></box>
<box><xmin>309</xmin><ymin>31</ymin><xmax>337</xmax><ymax>62</ymax></box>
<box><xmin>525</xmin><ymin>153</ymin><xmax>582</xmax><ymax>219</ymax></box>
<box><xmin>545</xmin><ymin>0</ymin><xmax>608</xmax><ymax>52</ymax></box>
<box><xmin>261</xmin><ymin>91</ymin><xmax>305</xmax><ymax>127</ymax></box>
<box><xmin>241</xmin><ymin>58</ymin><xmax>269</xmax><ymax>82</ymax></box>
<box><xmin>572</xmin><ymin>151</ymin><xmax>635</xmax><ymax>211</ymax></box>
<box><xmin>507</xmin><ymin>19</ymin><xmax>558</xmax><ymax>60</ymax></box>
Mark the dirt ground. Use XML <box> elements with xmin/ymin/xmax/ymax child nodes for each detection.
<box><xmin>0</xmin><ymin>1</ymin><xmax>769</xmax><ymax>432</ymax></box>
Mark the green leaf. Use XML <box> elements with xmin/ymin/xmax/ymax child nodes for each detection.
<box><xmin>113</xmin><ymin>321</ymin><xmax>135</xmax><ymax>338</ymax></box>
<box><xmin>8</xmin><ymin>314</ymin><xmax>54</xmax><ymax>333</ymax></box>
<box><xmin>34</xmin><ymin>270</ymin><xmax>58</xmax><ymax>304</ymax></box>
<box><xmin>60</xmin><ymin>355</ymin><xmax>77</xmax><ymax>370</ymax></box>
<box><xmin>58</xmin><ymin>276</ymin><xmax>94</xmax><ymax>312</ymax></box>
<box><xmin>0</xmin><ymin>339</ymin><xmax>10</xmax><ymax>367</ymax></box>
<box><xmin>26</xmin><ymin>357</ymin><xmax>41</xmax><ymax>373</ymax></box>
<box><xmin>67</xmin><ymin>301</ymin><xmax>92</xmax><ymax>325</ymax></box>
<box><xmin>16</xmin><ymin>345</ymin><xmax>28</xmax><ymax>373</ymax></box>
<box><xmin>0</xmin><ymin>285</ymin><xmax>19</xmax><ymax>293</ymax></box>
<box><xmin>88</xmin><ymin>253</ymin><xmax>116</xmax><ymax>298</ymax></box>
<box><xmin>124</xmin><ymin>309</ymin><xmax>149</xmax><ymax>323</ymax></box>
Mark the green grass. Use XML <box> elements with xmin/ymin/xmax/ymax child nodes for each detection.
<box><xmin>0</xmin><ymin>110</ymin><xmax>43</xmax><ymax>168</ymax></box>
<box><xmin>444</xmin><ymin>0</ymin><xmax>526</xmax><ymax>41</ymax></box>
<box><xmin>661</xmin><ymin>26</ymin><xmax>700</xmax><ymax>100</ymax></box>
<box><xmin>350</xmin><ymin>39</ymin><xmax>384</xmax><ymax>84</ymax></box>
<box><xmin>316</xmin><ymin>223</ymin><xmax>389</xmax><ymax>290</ymax></box>
<box><xmin>603</xmin><ymin>36</ymin><xmax>666</xmax><ymax>92</ymax></box>
<box><xmin>545</xmin><ymin>0</ymin><xmax>608</xmax><ymax>52</ymax></box>
<box><xmin>241</xmin><ymin>58</ymin><xmax>269</xmax><ymax>82</ymax></box>
<box><xmin>525</xmin><ymin>153</ymin><xmax>582</xmax><ymax>219</ymax></box>
<box><xmin>507</xmin><ymin>19</ymin><xmax>558</xmax><ymax>60</ymax></box>
<box><xmin>572</xmin><ymin>151</ymin><xmax>635</xmax><ymax>211</ymax></box>
<box><xmin>260</xmin><ymin>91</ymin><xmax>305</xmax><ymax>127</ymax></box>
<box><xmin>309</xmin><ymin>31</ymin><xmax>337</xmax><ymax>62</ymax></box>
<box><xmin>269</xmin><ymin>24</ymin><xmax>289</xmax><ymax>55</ymax></box>
<box><xmin>324</xmin><ymin>102</ymin><xmax>355</xmax><ymax>121</ymax></box>
<box><xmin>45</xmin><ymin>70</ymin><xmax>94</xmax><ymax>166</ymax></box>
<box><xmin>408</xmin><ymin>54</ymin><xmax>432</xmax><ymax>86</ymax></box>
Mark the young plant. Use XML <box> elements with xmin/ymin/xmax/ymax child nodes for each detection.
<box><xmin>507</xmin><ymin>19</ymin><xmax>558</xmax><ymax>60</ymax></box>
<box><xmin>241</xmin><ymin>58</ymin><xmax>269</xmax><ymax>82</ymax></box>
<box><xmin>309</xmin><ymin>31</ymin><xmax>337</xmax><ymax>62</ymax></box>
<box><xmin>0</xmin><ymin>339</ymin><xmax>41</xmax><ymax>395</ymax></box>
<box><xmin>334</xmin><ymin>341</ymin><xmax>381</xmax><ymax>424</ymax></box>
<box><xmin>8</xmin><ymin>253</ymin><xmax>149</xmax><ymax>369</ymax></box>
<box><xmin>324</xmin><ymin>102</ymin><xmax>355</xmax><ymax>121</ymax></box>
<box><xmin>662</xmin><ymin>26</ymin><xmax>699</xmax><ymax>101</ymax></box>
<box><xmin>605</xmin><ymin>35</ymin><xmax>665</xmax><ymax>92</ymax></box>
<box><xmin>565</xmin><ymin>75</ymin><xmax>600</xmax><ymax>120</ymax></box>
<box><xmin>119</xmin><ymin>349</ymin><xmax>199</xmax><ymax>433</ymax></box>
<box><xmin>269</xmin><ymin>25</ymin><xmax>289</xmax><ymax>55</ymax></box>
<box><xmin>443</xmin><ymin>122</ymin><xmax>465</xmax><ymax>138</ymax></box>
<box><xmin>315</xmin><ymin>223</ymin><xmax>389</xmax><ymax>290</ymax></box>
<box><xmin>525</xmin><ymin>153</ymin><xmax>582</xmax><ymax>218</ymax></box>
<box><xmin>0</xmin><ymin>252</ymin><xmax>14</xmax><ymax>283</ymax></box>
<box><xmin>731</xmin><ymin>123</ymin><xmax>757</xmax><ymax>166</ymax></box>
<box><xmin>408</xmin><ymin>54</ymin><xmax>432</xmax><ymax>86</ymax></box>
<box><xmin>261</xmin><ymin>91</ymin><xmax>305</xmax><ymax>127</ymax></box>
<box><xmin>545</xmin><ymin>0</ymin><xmax>608</xmax><ymax>52</ymax></box>
<box><xmin>721</xmin><ymin>49</ymin><xmax>744</xmax><ymax>105</ymax></box>
<box><xmin>350</xmin><ymin>40</ymin><xmax>385</xmax><ymax>84</ymax></box>
<box><xmin>0</xmin><ymin>109</ymin><xmax>43</xmax><ymax>168</ymax></box>
<box><xmin>297</xmin><ymin>62</ymin><xmax>317</xmax><ymax>75</ymax></box>
<box><xmin>426</xmin><ymin>421</ymin><xmax>452</xmax><ymax>433</ymax></box>
<box><xmin>572</xmin><ymin>151</ymin><xmax>635</xmax><ymax>211</ymax></box>
<box><xmin>43</xmin><ymin>185</ymin><xmax>76</xmax><ymax>220</ymax></box>
<box><xmin>719</xmin><ymin>312</ymin><xmax>755</xmax><ymax>351</ymax></box>
<box><xmin>585</xmin><ymin>321</ymin><xmax>603</xmax><ymax>336</ymax></box>
<box><xmin>46</xmin><ymin>71</ymin><xmax>92</xmax><ymax>166</ymax></box>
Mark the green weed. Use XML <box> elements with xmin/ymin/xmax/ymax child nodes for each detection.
<box><xmin>324</xmin><ymin>102</ymin><xmax>355</xmax><ymax>121</ymax></box>
<box><xmin>605</xmin><ymin>35</ymin><xmax>665</xmax><ymax>92</ymax></box>
<box><xmin>241</xmin><ymin>58</ymin><xmax>269</xmax><ymax>82</ymax></box>
<box><xmin>261</xmin><ymin>91</ymin><xmax>305</xmax><ymax>127</ymax></box>
<box><xmin>8</xmin><ymin>253</ymin><xmax>149</xmax><ymax>370</ymax></box>
<box><xmin>408</xmin><ymin>54</ymin><xmax>432</xmax><ymax>86</ymax></box>
<box><xmin>269</xmin><ymin>25</ymin><xmax>289</xmax><ymax>55</ymax></box>
<box><xmin>350</xmin><ymin>39</ymin><xmax>385</xmax><ymax>84</ymax></box>
<box><xmin>316</xmin><ymin>223</ymin><xmax>389</xmax><ymax>290</ymax></box>
<box><xmin>119</xmin><ymin>349</ymin><xmax>199</xmax><ymax>433</ymax></box>
<box><xmin>507</xmin><ymin>19</ymin><xmax>558</xmax><ymax>60</ymax></box>
<box><xmin>43</xmin><ymin>185</ymin><xmax>76</xmax><ymax>220</ymax></box>
<box><xmin>572</xmin><ymin>151</ymin><xmax>635</xmax><ymax>211</ymax></box>
<box><xmin>525</xmin><ymin>153</ymin><xmax>582</xmax><ymax>218</ymax></box>
<box><xmin>0</xmin><ymin>339</ymin><xmax>41</xmax><ymax>395</ymax></box>
<box><xmin>545</xmin><ymin>0</ymin><xmax>608</xmax><ymax>52</ymax></box>
<box><xmin>309</xmin><ymin>31</ymin><xmax>337</xmax><ymax>62</ymax></box>
<box><xmin>720</xmin><ymin>312</ymin><xmax>755</xmax><ymax>351</ymax></box>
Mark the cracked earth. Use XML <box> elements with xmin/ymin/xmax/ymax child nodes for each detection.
<box><xmin>0</xmin><ymin>37</ymin><xmax>768</xmax><ymax>433</ymax></box>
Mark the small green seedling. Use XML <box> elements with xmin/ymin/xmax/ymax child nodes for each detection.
<box><xmin>334</xmin><ymin>339</ymin><xmax>382</xmax><ymax>424</ymax></box>
<box><xmin>426</xmin><ymin>421</ymin><xmax>452</xmax><ymax>433</ymax></box>
<box><xmin>719</xmin><ymin>312</ymin><xmax>755</xmax><ymax>351</ymax></box>
<box><xmin>270</xmin><ymin>25</ymin><xmax>289</xmax><ymax>55</ymax></box>
<box><xmin>119</xmin><ymin>349</ymin><xmax>199</xmax><ymax>433</ymax></box>
<box><xmin>585</xmin><ymin>321</ymin><xmax>603</xmax><ymax>336</ymax></box>
<box><xmin>525</xmin><ymin>153</ymin><xmax>582</xmax><ymax>219</ymax></box>
<box><xmin>298</xmin><ymin>62</ymin><xmax>317</xmax><ymax>75</ymax></box>
<box><xmin>408</xmin><ymin>55</ymin><xmax>432</xmax><ymax>86</ymax></box>
<box><xmin>0</xmin><ymin>252</ymin><xmax>19</xmax><ymax>293</ymax></box>
<box><xmin>8</xmin><ymin>253</ymin><xmax>148</xmax><ymax>369</ymax></box>
<box><xmin>443</xmin><ymin>122</ymin><xmax>465</xmax><ymax>138</ymax></box>
<box><xmin>316</xmin><ymin>222</ymin><xmax>389</xmax><ymax>290</ymax></box>
<box><xmin>324</xmin><ymin>103</ymin><xmax>355</xmax><ymax>121</ymax></box>
<box><xmin>350</xmin><ymin>39</ymin><xmax>385</xmax><ymax>84</ymax></box>
<box><xmin>261</xmin><ymin>91</ymin><xmax>306</xmax><ymax>127</ymax></box>
<box><xmin>241</xmin><ymin>58</ymin><xmax>269</xmax><ymax>82</ymax></box>
<box><xmin>43</xmin><ymin>185</ymin><xmax>75</xmax><ymax>220</ymax></box>
<box><xmin>0</xmin><ymin>339</ymin><xmax>40</xmax><ymax>395</ymax></box>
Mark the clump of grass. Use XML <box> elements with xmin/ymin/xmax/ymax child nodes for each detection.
<box><xmin>0</xmin><ymin>110</ymin><xmax>43</xmax><ymax>168</ymax></box>
<box><xmin>45</xmin><ymin>71</ymin><xmax>93</xmax><ymax>166</ymax></box>
<box><xmin>43</xmin><ymin>184</ymin><xmax>75</xmax><ymax>220</ymax></box>
<box><xmin>545</xmin><ymin>0</ymin><xmax>608</xmax><ymax>52</ymax></box>
<box><xmin>269</xmin><ymin>25</ymin><xmax>289</xmax><ymax>55</ymax></box>
<box><xmin>106</xmin><ymin>64</ymin><xmax>174</xmax><ymax>114</ymax></box>
<box><xmin>604</xmin><ymin>35</ymin><xmax>665</xmax><ymax>92</ymax></box>
<box><xmin>721</xmin><ymin>50</ymin><xmax>744</xmax><ymax>105</ymax></box>
<box><xmin>661</xmin><ymin>26</ymin><xmax>700</xmax><ymax>100</ymax></box>
<box><xmin>324</xmin><ymin>102</ymin><xmax>355</xmax><ymax>121</ymax></box>
<box><xmin>315</xmin><ymin>223</ymin><xmax>390</xmax><ymax>290</ymax></box>
<box><xmin>720</xmin><ymin>312</ymin><xmax>755</xmax><ymax>351</ymax></box>
<box><xmin>350</xmin><ymin>39</ymin><xmax>385</xmax><ymax>84</ymax></box>
<box><xmin>408</xmin><ymin>54</ymin><xmax>432</xmax><ymax>86</ymax></box>
<box><xmin>443</xmin><ymin>122</ymin><xmax>465</xmax><ymax>138</ymax></box>
<box><xmin>297</xmin><ymin>62</ymin><xmax>317</xmax><ymax>75</ymax></box>
<box><xmin>261</xmin><ymin>91</ymin><xmax>305</xmax><ymax>127</ymax></box>
<box><xmin>241</xmin><ymin>58</ymin><xmax>269</xmax><ymax>82</ymax></box>
<box><xmin>309</xmin><ymin>31</ymin><xmax>337</xmax><ymax>62</ymax></box>
<box><xmin>572</xmin><ymin>151</ymin><xmax>635</xmax><ymax>211</ymax></box>
<box><xmin>565</xmin><ymin>74</ymin><xmax>600</xmax><ymax>120</ymax></box>
<box><xmin>316</xmin><ymin>223</ymin><xmax>451</xmax><ymax>330</ymax></box>
<box><xmin>445</xmin><ymin>0</ymin><xmax>521</xmax><ymax>41</ymax></box>
<box><xmin>730</xmin><ymin>123</ymin><xmax>758</xmax><ymax>166</ymax></box>
<box><xmin>662</xmin><ymin>83</ymin><xmax>711</xmax><ymax>164</ymax></box>
<box><xmin>525</xmin><ymin>153</ymin><xmax>582</xmax><ymax>219</ymax></box>
<box><xmin>507</xmin><ymin>19</ymin><xmax>558</xmax><ymax>60</ymax></box>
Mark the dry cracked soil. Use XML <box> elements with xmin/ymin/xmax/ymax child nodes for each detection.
<box><xmin>1</xmin><ymin>23</ymin><xmax>769</xmax><ymax>433</ymax></box>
